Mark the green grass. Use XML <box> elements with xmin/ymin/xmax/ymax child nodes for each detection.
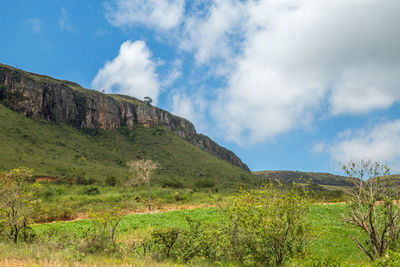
<box><xmin>307</xmin><ymin>204</ymin><xmax>366</xmax><ymax>263</ymax></box>
<box><xmin>0</xmin><ymin>103</ymin><xmax>256</xmax><ymax>188</ymax></box>
<box><xmin>0</xmin><ymin>204</ymin><xmax>378</xmax><ymax>265</ymax></box>
<box><xmin>32</xmin><ymin>204</ymin><xmax>368</xmax><ymax>263</ymax></box>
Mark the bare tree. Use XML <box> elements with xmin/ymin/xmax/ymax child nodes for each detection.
<box><xmin>127</xmin><ymin>159</ymin><xmax>159</xmax><ymax>212</ymax></box>
<box><xmin>341</xmin><ymin>159</ymin><xmax>400</xmax><ymax>261</ymax></box>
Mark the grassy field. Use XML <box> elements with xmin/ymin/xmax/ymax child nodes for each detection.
<box><xmin>0</xmin><ymin>204</ymin><xmax>372</xmax><ymax>266</ymax></box>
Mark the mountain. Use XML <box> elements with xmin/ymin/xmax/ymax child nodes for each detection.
<box><xmin>253</xmin><ymin>170</ymin><xmax>352</xmax><ymax>187</ymax></box>
<box><xmin>0</xmin><ymin>63</ymin><xmax>248</xmax><ymax>171</ymax></box>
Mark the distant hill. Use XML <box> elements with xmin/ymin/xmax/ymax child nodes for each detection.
<box><xmin>253</xmin><ymin>170</ymin><xmax>353</xmax><ymax>187</ymax></box>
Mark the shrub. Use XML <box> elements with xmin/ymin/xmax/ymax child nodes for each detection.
<box><xmin>195</xmin><ymin>179</ymin><xmax>215</xmax><ymax>188</ymax></box>
<box><xmin>0</xmin><ymin>167</ymin><xmax>41</xmax><ymax>243</ymax></box>
<box><xmin>82</xmin><ymin>185</ymin><xmax>100</xmax><ymax>195</ymax></box>
<box><xmin>105</xmin><ymin>175</ymin><xmax>118</xmax><ymax>187</ymax></box>
<box><xmin>161</xmin><ymin>179</ymin><xmax>184</xmax><ymax>188</ymax></box>
<box><xmin>341</xmin><ymin>160</ymin><xmax>399</xmax><ymax>261</ymax></box>
<box><xmin>81</xmin><ymin>209</ymin><xmax>122</xmax><ymax>253</ymax></box>
<box><xmin>224</xmin><ymin>182</ymin><xmax>312</xmax><ymax>265</ymax></box>
<box><xmin>151</xmin><ymin>227</ymin><xmax>182</xmax><ymax>258</ymax></box>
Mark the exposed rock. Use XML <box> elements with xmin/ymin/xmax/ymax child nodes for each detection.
<box><xmin>188</xmin><ymin>134</ymin><xmax>250</xmax><ymax>171</ymax></box>
<box><xmin>0</xmin><ymin>63</ymin><xmax>249</xmax><ymax>171</ymax></box>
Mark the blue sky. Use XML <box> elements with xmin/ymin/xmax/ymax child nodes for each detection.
<box><xmin>1</xmin><ymin>0</ymin><xmax>400</xmax><ymax>174</ymax></box>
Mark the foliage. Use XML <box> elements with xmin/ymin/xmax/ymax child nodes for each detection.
<box><xmin>194</xmin><ymin>179</ymin><xmax>215</xmax><ymax>188</ymax></box>
<box><xmin>145</xmin><ymin>183</ymin><xmax>312</xmax><ymax>265</ymax></box>
<box><xmin>143</xmin><ymin>96</ymin><xmax>152</xmax><ymax>106</ymax></box>
<box><xmin>82</xmin><ymin>185</ymin><xmax>100</xmax><ymax>195</ymax></box>
<box><xmin>0</xmin><ymin>103</ymin><xmax>256</xmax><ymax>191</ymax></box>
<box><xmin>341</xmin><ymin>159</ymin><xmax>399</xmax><ymax>261</ymax></box>
<box><xmin>127</xmin><ymin>159</ymin><xmax>159</xmax><ymax>211</ymax></box>
<box><xmin>0</xmin><ymin>167</ymin><xmax>41</xmax><ymax>243</ymax></box>
<box><xmin>105</xmin><ymin>175</ymin><xmax>118</xmax><ymax>187</ymax></box>
<box><xmin>161</xmin><ymin>179</ymin><xmax>184</xmax><ymax>188</ymax></box>
<box><xmin>224</xmin><ymin>182</ymin><xmax>313</xmax><ymax>265</ymax></box>
<box><xmin>151</xmin><ymin>227</ymin><xmax>182</xmax><ymax>258</ymax></box>
<box><xmin>82</xmin><ymin>209</ymin><xmax>123</xmax><ymax>253</ymax></box>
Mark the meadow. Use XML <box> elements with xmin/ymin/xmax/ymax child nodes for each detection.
<box><xmin>0</xmin><ymin>204</ymin><xmax>378</xmax><ymax>266</ymax></box>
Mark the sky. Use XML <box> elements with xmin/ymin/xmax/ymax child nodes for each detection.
<box><xmin>1</xmin><ymin>0</ymin><xmax>400</xmax><ymax>174</ymax></box>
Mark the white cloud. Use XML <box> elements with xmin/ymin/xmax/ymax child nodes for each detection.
<box><xmin>59</xmin><ymin>7</ymin><xmax>76</xmax><ymax>32</ymax></box>
<box><xmin>171</xmin><ymin>91</ymin><xmax>207</xmax><ymax>131</ymax></box>
<box><xmin>106</xmin><ymin>0</ymin><xmax>185</xmax><ymax>30</ymax></box>
<box><xmin>26</xmin><ymin>18</ymin><xmax>41</xmax><ymax>34</ymax></box>
<box><xmin>210</xmin><ymin>0</ymin><xmax>400</xmax><ymax>143</ymax></box>
<box><xmin>181</xmin><ymin>0</ymin><xmax>246</xmax><ymax>67</ymax></box>
<box><xmin>314</xmin><ymin>120</ymin><xmax>400</xmax><ymax>169</ymax></box>
<box><xmin>91</xmin><ymin>40</ymin><xmax>160</xmax><ymax>103</ymax></box>
<box><xmin>103</xmin><ymin>0</ymin><xmax>400</xmax><ymax>144</ymax></box>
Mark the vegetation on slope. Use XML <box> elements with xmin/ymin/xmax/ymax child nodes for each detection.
<box><xmin>0</xmin><ymin>103</ymin><xmax>257</xmax><ymax>188</ymax></box>
<box><xmin>254</xmin><ymin>170</ymin><xmax>352</xmax><ymax>187</ymax></box>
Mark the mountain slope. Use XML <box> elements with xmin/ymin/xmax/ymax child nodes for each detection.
<box><xmin>0</xmin><ymin>103</ymin><xmax>256</xmax><ymax>187</ymax></box>
<box><xmin>253</xmin><ymin>170</ymin><xmax>352</xmax><ymax>187</ymax></box>
<box><xmin>0</xmin><ymin>63</ymin><xmax>249</xmax><ymax>171</ymax></box>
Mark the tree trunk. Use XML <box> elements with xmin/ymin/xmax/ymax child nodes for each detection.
<box><xmin>147</xmin><ymin>180</ymin><xmax>151</xmax><ymax>212</ymax></box>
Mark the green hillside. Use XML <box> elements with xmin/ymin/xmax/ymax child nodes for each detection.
<box><xmin>0</xmin><ymin>103</ymin><xmax>256</xmax><ymax>188</ymax></box>
<box><xmin>253</xmin><ymin>170</ymin><xmax>352</xmax><ymax>187</ymax></box>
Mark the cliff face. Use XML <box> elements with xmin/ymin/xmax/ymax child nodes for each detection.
<box><xmin>0</xmin><ymin>63</ymin><xmax>249</xmax><ymax>171</ymax></box>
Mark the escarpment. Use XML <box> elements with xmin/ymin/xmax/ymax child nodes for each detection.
<box><xmin>0</xmin><ymin>63</ymin><xmax>249</xmax><ymax>171</ymax></box>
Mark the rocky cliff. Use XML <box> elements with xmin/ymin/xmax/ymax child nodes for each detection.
<box><xmin>0</xmin><ymin>63</ymin><xmax>249</xmax><ymax>171</ymax></box>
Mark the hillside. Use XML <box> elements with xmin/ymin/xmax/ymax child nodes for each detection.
<box><xmin>253</xmin><ymin>170</ymin><xmax>352</xmax><ymax>187</ymax></box>
<box><xmin>0</xmin><ymin>63</ymin><xmax>249</xmax><ymax>171</ymax></box>
<box><xmin>0</xmin><ymin>102</ymin><xmax>256</xmax><ymax>188</ymax></box>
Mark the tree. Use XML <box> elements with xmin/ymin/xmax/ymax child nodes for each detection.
<box><xmin>127</xmin><ymin>159</ymin><xmax>159</xmax><ymax>211</ymax></box>
<box><xmin>0</xmin><ymin>167</ymin><xmax>41</xmax><ymax>243</ymax></box>
<box><xmin>341</xmin><ymin>159</ymin><xmax>399</xmax><ymax>261</ymax></box>
<box><xmin>144</xmin><ymin>96</ymin><xmax>152</xmax><ymax>106</ymax></box>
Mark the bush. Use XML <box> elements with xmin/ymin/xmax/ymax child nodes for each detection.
<box><xmin>105</xmin><ymin>175</ymin><xmax>118</xmax><ymax>187</ymax></box>
<box><xmin>195</xmin><ymin>179</ymin><xmax>215</xmax><ymax>188</ymax></box>
<box><xmin>80</xmin><ymin>209</ymin><xmax>122</xmax><ymax>254</ymax></box>
<box><xmin>224</xmin><ymin>182</ymin><xmax>312</xmax><ymax>265</ymax></box>
<box><xmin>151</xmin><ymin>227</ymin><xmax>182</xmax><ymax>258</ymax></box>
<box><xmin>161</xmin><ymin>179</ymin><xmax>184</xmax><ymax>188</ymax></box>
<box><xmin>82</xmin><ymin>185</ymin><xmax>100</xmax><ymax>195</ymax></box>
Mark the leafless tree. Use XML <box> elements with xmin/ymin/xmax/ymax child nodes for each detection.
<box><xmin>341</xmin><ymin>159</ymin><xmax>400</xmax><ymax>261</ymax></box>
<box><xmin>127</xmin><ymin>159</ymin><xmax>159</xmax><ymax>212</ymax></box>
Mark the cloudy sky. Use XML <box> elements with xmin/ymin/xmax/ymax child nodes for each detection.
<box><xmin>1</xmin><ymin>0</ymin><xmax>400</xmax><ymax>173</ymax></box>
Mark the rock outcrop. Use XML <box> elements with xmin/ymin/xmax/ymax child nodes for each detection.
<box><xmin>0</xmin><ymin>63</ymin><xmax>249</xmax><ymax>171</ymax></box>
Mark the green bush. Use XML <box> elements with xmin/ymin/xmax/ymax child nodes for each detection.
<box><xmin>82</xmin><ymin>185</ymin><xmax>100</xmax><ymax>195</ymax></box>
<box><xmin>105</xmin><ymin>175</ymin><xmax>118</xmax><ymax>187</ymax></box>
<box><xmin>161</xmin><ymin>179</ymin><xmax>184</xmax><ymax>188</ymax></box>
<box><xmin>224</xmin><ymin>182</ymin><xmax>312</xmax><ymax>265</ymax></box>
<box><xmin>195</xmin><ymin>179</ymin><xmax>215</xmax><ymax>188</ymax></box>
<box><xmin>151</xmin><ymin>227</ymin><xmax>182</xmax><ymax>258</ymax></box>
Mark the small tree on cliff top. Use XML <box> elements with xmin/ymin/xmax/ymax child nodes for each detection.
<box><xmin>127</xmin><ymin>159</ymin><xmax>159</xmax><ymax>212</ymax></box>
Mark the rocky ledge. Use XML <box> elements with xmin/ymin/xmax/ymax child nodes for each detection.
<box><xmin>0</xmin><ymin>63</ymin><xmax>249</xmax><ymax>171</ymax></box>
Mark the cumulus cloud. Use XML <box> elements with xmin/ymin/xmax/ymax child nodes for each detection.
<box><xmin>171</xmin><ymin>91</ymin><xmax>207</xmax><ymax>131</ymax></box>
<box><xmin>210</xmin><ymin>0</ymin><xmax>400</xmax><ymax>143</ymax></box>
<box><xmin>313</xmin><ymin>120</ymin><xmax>400</xmax><ymax>169</ymax></box>
<box><xmin>106</xmin><ymin>0</ymin><xmax>185</xmax><ymax>30</ymax></box>
<box><xmin>181</xmin><ymin>0</ymin><xmax>246</xmax><ymax>67</ymax></box>
<box><xmin>91</xmin><ymin>40</ymin><xmax>160</xmax><ymax>102</ymax></box>
<box><xmin>104</xmin><ymin>0</ymin><xmax>400</xmax><ymax>144</ymax></box>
